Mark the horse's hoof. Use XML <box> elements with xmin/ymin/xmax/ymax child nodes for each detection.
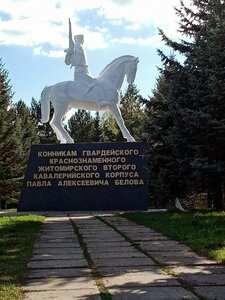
<box><xmin>127</xmin><ymin>137</ymin><xmax>136</xmax><ymax>142</ymax></box>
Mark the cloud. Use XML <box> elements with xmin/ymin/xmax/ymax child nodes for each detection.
<box><xmin>112</xmin><ymin>35</ymin><xmax>163</xmax><ymax>47</ymax></box>
<box><xmin>109</xmin><ymin>0</ymin><xmax>134</xmax><ymax>5</ymax></box>
<box><xmin>0</xmin><ymin>0</ymin><xmax>182</xmax><ymax>57</ymax></box>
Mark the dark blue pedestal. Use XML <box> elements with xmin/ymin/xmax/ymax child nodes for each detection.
<box><xmin>18</xmin><ymin>142</ymin><xmax>148</xmax><ymax>211</ymax></box>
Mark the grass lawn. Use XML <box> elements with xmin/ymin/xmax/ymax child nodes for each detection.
<box><xmin>122</xmin><ymin>210</ymin><xmax>225</xmax><ymax>263</ymax></box>
<box><xmin>0</xmin><ymin>215</ymin><xmax>44</xmax><ymax>300</ymax></box>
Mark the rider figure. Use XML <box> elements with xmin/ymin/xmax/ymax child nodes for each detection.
<box><xmin>64</xmin><ymin>34</ymin><xmax>92</xmax><ymax>82</ymax></box>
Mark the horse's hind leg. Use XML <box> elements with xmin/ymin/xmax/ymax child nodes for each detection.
<box><xmin>109</xmin><ymin>104</ymin><xmax>135</xmax><ymax>142</ymax></box>
<box><xmin>50</xmin><ymin>105</ymin><xmax>74</xmax><ymax>144</ymax></box>
<box><xmin>50</xmin><ymin>115</ymin><xmax>66</xmax><ymax>143</ymax></box>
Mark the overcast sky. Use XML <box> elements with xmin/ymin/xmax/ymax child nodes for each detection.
<box><xmin>0</xmin><ymin>0</ymin><xmax>184</xmax><ymax>106</ymax></box>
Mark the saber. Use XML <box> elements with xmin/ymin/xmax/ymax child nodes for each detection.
<box><xmin>68</xmin><ymin>18</ymin><xmax>74</xmax><ymax>49</ymax></box>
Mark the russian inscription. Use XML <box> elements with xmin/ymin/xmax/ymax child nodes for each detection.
<box><xmin>18</xmin><ymin>142</ymin><xmax>148</xmax><ymax>211</ymax></box>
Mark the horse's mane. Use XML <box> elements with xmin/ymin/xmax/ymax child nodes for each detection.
<box><xmin>99</xmin><ymin>55</ymin><xmax>136</xmax><ymax>78</ymax></box>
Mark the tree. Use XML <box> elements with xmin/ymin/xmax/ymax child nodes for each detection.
<box><xmin>67</xmin><ymin>109</ymin><xmax>94</xmax><ymax>142</ymax></box>
<box><xmin>100</xmin><ymin>111</ymin><xmax>120</xmax><ymax>142</ymax></box>
<box><xmin>145</xmin><ymin>0</ymin><xmax>225</xmax><ymax>209</ymax></box>
<box><xmin>30</xmin><ymin>98</ymin><xmax>57</xmax><ymax>144</ymax></box>
<box><xmin>101</xmin><ymin>84</ymin><xmax>146</xmax><ymax>142</ymax></box>
<box><xmin>0</xmin><ymin>59</ymin><xmax>24</xmax><ymax>208</ymax></box>
<box><xmin>92</xmin><ymin>111</ymin><xmax>102</xmax><ymax>142</ymax></box>
<box><xmin>120</xmin><ymin>84</ymin><xmax>146</xmax><ymax>141</ymax></box>
<box><xmin>15</xmin><ymin>100</ymin><xmax>39</xmax><ymax>157</ymax></box>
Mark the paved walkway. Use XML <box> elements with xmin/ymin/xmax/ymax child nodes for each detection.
<box><xmin>21</xmin><ymin>214</ymin><xmax>225</xmax><ymax>300</ymax></box>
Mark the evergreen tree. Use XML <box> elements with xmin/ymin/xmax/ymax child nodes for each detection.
<box><xmin>120</xmin><ymin>84</ymin><xmax>146</xmax><ymax>141</ymax></box>
<box><xmin>145</xmin><ymin>0</ymin><xmax>225</xmax><ymax>209</ymax></box>
<box><xmin>0</xmin><ymin>59</ymin><xmax>24</xmax><ymax>208</ymax></box>
<box><xmin>92</xmin><ymin>111</ymin><xmax>102</xmax><ymax>142</ymax></box>
<box><xmin>15</xmin><ymin>100</ymin><xmax>39</xmax><ymax>157</ymax></box>
<box><xmin>30</xmin><ymin>98</ymin><xmax>57</xmax><ymax>144</ymax></box>
<box><xmin>67</xmin><ymin>109</ymin><xmax>94</xmax><ymax>142</ymax></box>
<box><xmin>100</xmin><ymin>111</ymin><xmax>120</xmax><ymax>142</ymax></box>
<box><xmin>101</xmin><ymin>84</ymin><xmax>146</xmax><ymax>142</ymax></box>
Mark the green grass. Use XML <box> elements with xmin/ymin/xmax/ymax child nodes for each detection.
<box><xmin>0</xmin><ymin>215</ymin><xmax>44</xmax><ymax>300</ymax></box>
<box><xmin>122</xmin><ymin>210</ymin><xmax>225</xmax><ymax>263</ymax></box>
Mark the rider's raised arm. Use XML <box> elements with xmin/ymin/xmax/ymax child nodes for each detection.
<box><xmin>64</xmin><ymin>47</ymin><xmax>75</xmax><ymax>66</ymax></box>
<box><xmin>64</xmin><ymin>18</ymin><xmax>75</xmax><ymax>66</ymax></box>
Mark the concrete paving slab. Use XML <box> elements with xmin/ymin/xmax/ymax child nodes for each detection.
<box><xmin>81</xmin><ymin>229</ymin><xmax>117</xmax><ymax>233</ymax></box>
<box><xmin>181</xmin><ymin>273</ymin><xmax>225</xmax><ymax>286</ymax></box>
<box><xmin>91</xmin><ymin>251</ymin><xmax>146</xmax><ymax>259</ymax></box>
<box><xmin>38</xmin><ymin>237</ymin><xmax>79</xmax><ymax>243</ymax></box>
<box><xmin>23</xmin><ymin>289</ymin><xmax>101</xmax><ymax>300</ymax></box>
<box><xmin>37</xmin><ymin>232</ymin><xmax>76</xmax><ymax>238</ymax></box>
<box><xmin>103</xmin><ymin>271</ymin><xmax>180</xmax><ymax>287</ymax></box>
<box><xmin>132</xmin><ymin>234</ymin><xmax>171</xmax><ymax>240</ymax></box>
<box><xmin>32</xmin><ymin>247</ymin><xmax>82</xmax><ymax>255</ymax></box>
<box><xmin>86</xmin><ymin>246</ymin><xmax>137</xmax><ymax>253</ymax></box>
<box><xmin>98</xmin><ymin>266</ymin><xmax>168</xmax><ymax>276</ymax></box>
<box><xmin>23</xmin><ymin>277</ymin><xmax>97</xmax><ymax>291</ymax></box>
<box><xmin>87</xmin><ymin>241</ymin><xmax>131</xmax><ymax>247</ymax></box>
<box><xmin>33</xmin><ymin>242</ymin><xmax>80</xmax><ymax>248</ymax></box>
<box><xmin>138</xmin><ymin>240</ymin><xmax>180</xmax><ymax>248</ymax></box>
<box><xmin>40</xmin><ymin>228</ymin><xmax>73</xmax><ymax>232</ymax></box>
<box><xmin>153</xmin><ymin>253</ymin><xmax>215</xmax><ymax>265</ymax></box>
<box><xmin>170</xmin><ymin>265</ymin><xmax>225</xmax><ymax>275</ymax></box>
<box><xmin>30</xmin><ymin>253</ymin><xmax>84</xmax><ymax>261</ymax></box>
<box><xmin>109</xmin><ymin>287</ymin><xmax>197</xmax><ymax>299</ymax></box>
<box><xmin>92</xmin><ymin>257</ymin><xmax>156</xmax><ymax>267</ymax></box>
<box><xmin>83</xmin><ymin>237</ymin><xmax>126</xmax><ymax>242</ymax></box>
<box><xmin>193</xmin><ymin>286</ymin><xmax>225</xmax><ymax>300</ymax></box>
<box><xmin>27</xmin><ymin>259</ymin><xmax>88</xmax><ymax>269</ymax></box>
<box><xmin>148</xmin><ymin>250</ymin><xmax>207</xmax><ymax>258</ymax></box>
<box><xmin>27</xmin><ymin>268</ymin><xmax>92</xmax><ymax>279</ymax></box>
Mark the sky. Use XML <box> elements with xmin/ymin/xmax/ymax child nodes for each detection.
<box><xmin>0</xmin><ymin>0</ymin><xmax>184</xmax><ymax>106</ymax></box>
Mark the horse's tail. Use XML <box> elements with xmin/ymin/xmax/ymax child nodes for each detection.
<box><xmin>40</xmin><ymin>86</ymin><xmax>51</xmax><ymax>123</ymax></box>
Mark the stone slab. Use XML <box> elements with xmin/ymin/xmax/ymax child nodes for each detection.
<box><xmin>40</xmin><ymin>228</ymin><xmax>73</xmax><ymax>232</ymax></box>
<box><xmin>27</xmin><ymin>259</ymin><xmax>88</xmax><ymax>269</ymax></box>
<box><xmin>32</xmin><ymin>247</ymin><xmax>82</xmax><ymax>255</ymax></box>
<box><xmin>138</xmin><ymin>240</ymin><xmax>180</xmax><ymax>248</ymax></box>
<box><xmin>171</xmin><ymin>265</ymin><xmax>225</xmax><ymax>275</ymax></box>
<box><xmin>38</xmin><ymin>237</ymin><xmax>78</xmax><ymax>243</ymax></box>
<box><xmin>86</xmin><ymin>241</ymin><xmax>131</xmax><ymax>247</ymax></box>
<box><xmin>136</xmin><ymin>241</ymin><xmax>188</xmax><ymax>252</ymax></box>
<box><xmin>92</xmin><ymin>257</ymin><xmax>156</xmax><ymax>267</ymax></box>
<box><xmin>23</xmin><ymin>289</ymin><xmax>101</xmax><ymax>300</ymax></box>
<box><xmin>98</xmin><ymin>266</ymin><xmax>167</xmax><ymax>276</ymax></box>
<box><xmin>30</xmin><ymin>253</ymin><xmax>84</xmax><ymax>261</ymax></box>
<box><xmin>194</xmin><ymin>286</ymin><xmax>225</xmax><ymax>300</ymax></box>
<box><xmin>109</xmin><ymin>287</ymin><xmax>197</xmax><ymax>299</ymax></box>
<box><xmin>27</xmin><ymin>268</ymin><xmax>92</xmax><ymax>279</ymax></box>
<box><xmin>23</xmin><ymin>277</ymin><xmax>97</xmax><ymax>291</ymax></box>
<box><xmin>103</xmin><ymin>271</ymin><xmax>180</xmax><ymax>287</ymax></box>
<box><xmin>178</xmin><ymin>273</ymin><xmax>225</xmax><ymax>286</ymax></box>
<box><xmin>153</xmin><ymin>254</ymin><xmax>215</xmax><ymax>265</ymax></box>
<box><xmin>83</xmin><ymin>237</ymin><xmax>126</xmax><ymax>243</ymax></box>
<box><xmin>37</xmin><ymin>232</ymin><xmax>76</xmax><ymax>238</ymax></box>
<box><xmin>33</xmin><ymin>242</ymin><xmax>80</xmax><ymax>248</ymax></box>
<box><xmin>91</xmin><ymin>251</ymin><xmax>146</xmax><ymax>259</ymax></box>
<box><xmin>86</xmin><ymin>246</ymin><xmax>136</xmax><ymax>253</ymax></box>
<box><xmin>79</xmin><ymin>231</ymin><xmax>116</xmax><ymax>236</ymax></box>
<box><xmin>87</xmin><ymin>242</ymin><xmax>131</xmax><ymax>248</ymax></box>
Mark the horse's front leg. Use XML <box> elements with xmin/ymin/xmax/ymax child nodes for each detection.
<box><xmin>109</xmin><ymin>104</ymin><xmax>135</xmax><ymax>142</ymax></box>
<box><xmin>50</xmin><ymin>105</ymin><xmax>74</xmax><ymax>144</ymax></box>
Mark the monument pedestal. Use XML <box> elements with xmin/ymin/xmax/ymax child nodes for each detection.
<box><xmin>18</xmin><ymin>142</ymin><xmax>148</xmax><ymax>211</ymax></box>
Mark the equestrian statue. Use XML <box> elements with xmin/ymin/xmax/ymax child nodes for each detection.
<box><xmin>41</xmin><ymin>19</ymin><xmax>139</xmax><ymax>143</ymax></box>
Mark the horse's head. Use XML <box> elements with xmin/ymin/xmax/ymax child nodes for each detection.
<box><xmin>125</xmin><ymin>57</ymin><xmax>139</xmax><ymax>84</ymax></box>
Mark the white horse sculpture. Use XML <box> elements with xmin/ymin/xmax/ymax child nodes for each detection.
<box><xmin>41</xmin><ymin>55</ymin><xmax>139</xmax><ymax>143</ymax></box>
